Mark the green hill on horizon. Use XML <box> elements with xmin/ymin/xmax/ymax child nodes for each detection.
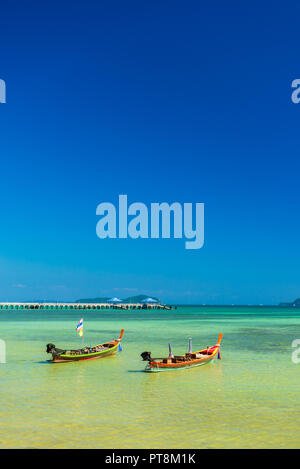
<box><xmin>279</xmin><ymin>298</ymin><xmax>300</xmax><ymax>307</ymax></box>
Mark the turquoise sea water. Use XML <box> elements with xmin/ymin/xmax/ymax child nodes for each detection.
<box><xmin>0</xmin><ymin>306</ymin><xmax>300</xmax><ymax>448</ymax></box>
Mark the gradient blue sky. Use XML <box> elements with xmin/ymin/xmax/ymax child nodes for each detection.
<box><xmin>0</xmin><ymin>1</ymin><xmax>299</xmax><ymax>304</ymax></box>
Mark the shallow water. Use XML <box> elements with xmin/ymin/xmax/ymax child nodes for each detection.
<box><xmin>0</xmin><ymin>306</ymin><xmax>299</xmax><ymax>448</ymax></box>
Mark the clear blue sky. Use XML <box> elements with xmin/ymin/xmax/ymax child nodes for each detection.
<box><xmin>0</xmin><ymin>1</ymin><xmax>299</xmax><ymax>304</ymax></box>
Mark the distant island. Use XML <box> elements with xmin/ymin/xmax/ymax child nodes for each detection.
<box><xmin>75</xmin><ymin>294</ymin><xmax>161</xmax><ymax>304</ymax></box>
<box><xmin>279</xmin><ymin>298</ymin><xmax>300</xmax><ymax>307</ymax></box>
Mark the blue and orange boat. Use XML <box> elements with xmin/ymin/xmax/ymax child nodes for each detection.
<box><xmin>141</xmin><ymin>333</ymin><xmax>222</xmax><ymax>372</ymax></box>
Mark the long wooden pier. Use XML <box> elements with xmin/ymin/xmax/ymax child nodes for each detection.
<box><xmin>0</xmin><ymin>302</ymin><xmax>172</xmax><ymax>310</ymax></box>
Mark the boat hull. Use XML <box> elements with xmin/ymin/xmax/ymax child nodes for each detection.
<box><xmin>142</xmin><ymin>334</ymin><xmax>222</xmax><ymax>373</ymax></box>
<box><xmin>52</xmin><ymin>345</ymin><xmax>118</xmax><ymax>363</ymax></box>
<box><xmin>48</xmin><ymin>329</ymin><xmax>124</xmax><ymax>363</ymax></box>
<box><xmin>145</xmin><ymin>351</ymin><xmax>216</xmax><ymax>372</ymax></box>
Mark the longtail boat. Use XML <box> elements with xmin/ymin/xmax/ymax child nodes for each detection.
<box><xmin>141</xmin><ymin>333</ymin><xmax>222</xmax><ymax>372</ymax></box>
<box><xmin>46</xmin><ymin>329</ymin><xmax>124</xmax><ymax>363</ymax></box>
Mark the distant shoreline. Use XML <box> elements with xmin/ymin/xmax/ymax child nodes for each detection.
<box><xmin>1</xmin><ymin>302</ymin><xmax>300</xmax><ymax>308</ymax></box>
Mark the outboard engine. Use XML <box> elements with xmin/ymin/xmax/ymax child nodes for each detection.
<box><xmin>46</xmin><ymin>343</ymin><xmax>66</xmax><ymax>355</ymax></box>
<box><xmin>141</xmin><ymin>351</ymin><xmax>152</xmax><ymax>362</ymax></box>
<box><xmin>46</xmin><ymin>343</ymin><xmax>56</xmax><ymax>354</ymax></box>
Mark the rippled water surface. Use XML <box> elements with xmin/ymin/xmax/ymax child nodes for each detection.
<box><xmin>0</xmin><ymin>306</ymin><xmax>300</xmax><ymax>448</ymax></box>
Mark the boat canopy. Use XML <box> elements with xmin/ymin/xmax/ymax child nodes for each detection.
<box><xmin>141</xmin><ymin>297</ymin><xmax>158</xmax><ymax>303</ymax></box>
<box><xmin>107</xmin><ymin>297</ymin><xmax>122</xmax><ymax>303</ymax></box>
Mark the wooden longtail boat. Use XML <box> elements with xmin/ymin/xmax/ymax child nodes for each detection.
<box><xmin>141</xmin><ymin>333</ymin><xmax>222</xmax><ymax>372</ymax></box>
<box><xmin>46</xmin><ymin>329</ymin><xmax>124</xmax><ymax>363</ymax></box>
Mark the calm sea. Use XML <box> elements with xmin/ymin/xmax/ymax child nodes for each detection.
<box><xmin>0</xmin><ymin>306</ymin><xmax>299</xmax><ymax>448</ymax></box>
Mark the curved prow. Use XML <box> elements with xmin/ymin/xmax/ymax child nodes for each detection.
<box><xmin>217</xmin><ymin>333</ymin><xmax>223</xmax><ymax>345</ymax></box>
<box><xmin>118</xmin><ymin>329</ymin><xmax>125</xmax><ymax>341</ymax></box>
